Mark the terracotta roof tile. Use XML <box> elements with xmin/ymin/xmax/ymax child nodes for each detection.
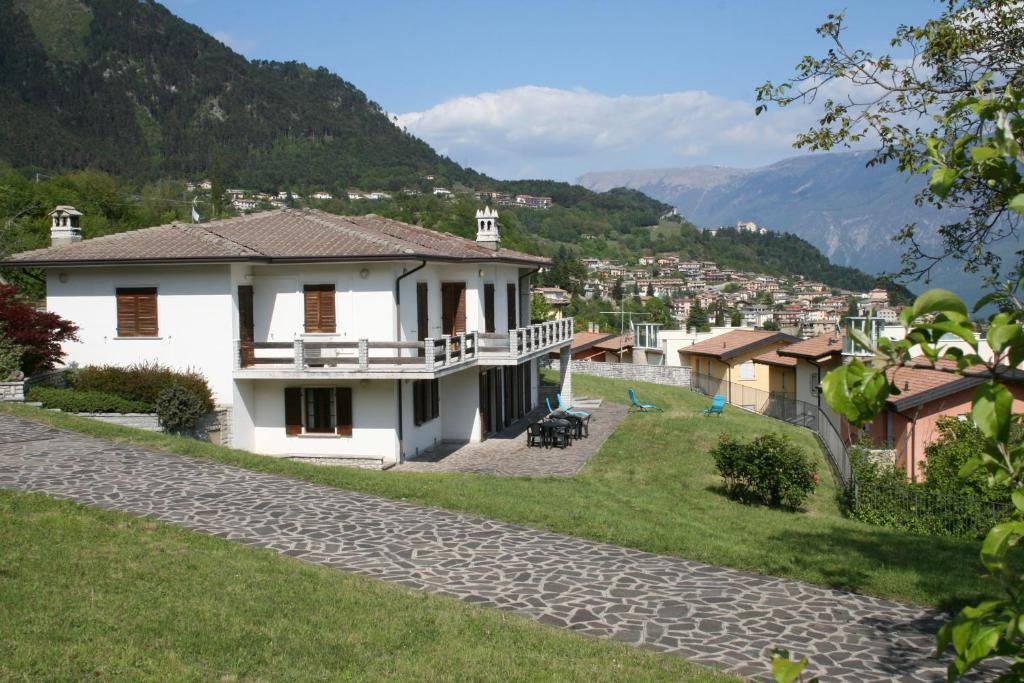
<box><xmin>594</xmin><ymin>335</ymin><xmax>633</xmax><ymax>352</ymax></box>
<box><xmin>1</xmin><ymin>209</ymin><xmax>549</xmax><ymax>267</ymax></box>
<box><xmin>679</xmin><ymin>329</ymin><xmax>799</xmax><ymax>360</ymax></box>
<box><xmin>569</xmin><ymin>331</ymin><xmax>617</xmax><ymax>353</ymax></box>
<box><xmin>753</xmin><ymin>349</ymin><xmax>798</xmax><ymax>367</ymax></box>
<box><xmin>778</xmin><ymin>333</ymin><xmax>844</xmax><ymax>360</ymax></box>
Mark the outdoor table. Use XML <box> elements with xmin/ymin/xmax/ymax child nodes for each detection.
<box><xmin>542</xmin><ymin>418</ymin><xmax>573</xmax><ymax>448</ymax></box>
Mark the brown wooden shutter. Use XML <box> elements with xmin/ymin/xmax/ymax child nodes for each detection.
<box><xmin>416</xmin><ymin>282</ymin><xmax>428</xmax><ymax>357</ymax></box>
<box><xmin>483</xmin><ymin>284</ymin><xmax>495</xmax><ymax>333</ymax></box>
<box><xmin>507</xmin><ymin>283</ymin><xmax>517</xmax><ymax>330</ymax></box>
<box><xmin>238</xmin><ymin>285</ymin><xmax>254</xmax><ymax>366</ymax></box>
<box><xmin>335</xmin><ymin>387</ymin><xmax>352</xmax><ymax>436</ymax></box>
<box><xmin>116</xmin><ymin>287</ymin><xmax>157</xmax><ymax>337</ymax></box>
<box><xmin>455</xmin><ymin>285</ymin><xmax>466</xmax><ymax>334</ymax></box>
<box><xmin>284</xmin><ymin>387</ymin><xmax>302</xmax><ymax>435</ymax></box>
<box><xmin>431</xmin><ymin>379</ymin><xmax>439</xmax><ymax>420</ymax></box>
<box><xmin>304</xmin><ymin>285</ymin><xmax>336</xmax><ymax>333</ymax></box>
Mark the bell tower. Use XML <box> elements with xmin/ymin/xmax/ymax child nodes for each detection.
<box><xmin>475</xmin><ymin>206</ymin><xmax>500</xmax><ymax>251</ymax></box>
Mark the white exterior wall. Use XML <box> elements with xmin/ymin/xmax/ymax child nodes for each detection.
<box><xmin>45</xmin><ymin>265</ymin><xmax>235</xmax><ymax>403</ymax></box>
<box><xmin>244</xmin><ymin>379</ymin><xmax>400</xmax><ymax>462</ymax></box>
<box><xmin>401</xmin><ymin>378</ymin><xmax>445</xmax><ymax>458</ymax></box>
<box><xmin>441</xmin><ymin>370</ymin><xmax>482</xmax><ymax>443</ymax></box>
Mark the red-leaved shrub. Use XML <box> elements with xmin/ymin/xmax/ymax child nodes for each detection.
<box><xmin>0</xmin><ymin>284</ymin><xmax>79</xmax><ymax>376</ymax></box>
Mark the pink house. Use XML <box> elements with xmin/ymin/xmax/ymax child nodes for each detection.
<box><xmin>856</xmin><ymin>359</ymin><xmax>1024</xmax><ymax>481</ymax></box>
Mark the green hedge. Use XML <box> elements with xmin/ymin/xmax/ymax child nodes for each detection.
<box><xmin>70</xmin><ymin>363</ymin><xmax>213</xmax><ymax>413</ymax></box>
<box><xmin>846</xmin><ymin>483</ymin><xmax>1011</xmax><ymax>539</ymax></box>
<box><xmin>27</xmin><ymin>387</ymin><xmax>154</xmax><ymax>414</ymax></box>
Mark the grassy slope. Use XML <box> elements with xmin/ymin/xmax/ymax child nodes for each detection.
<box><xmin>0</xmin><ymin>491</ymin><xmax>733</xmax><ymax>681</ymax></box>
<box><xmin>1</xmin><ymin>372</ymin><xmax>986</xmax><ymax>609</ymax></box>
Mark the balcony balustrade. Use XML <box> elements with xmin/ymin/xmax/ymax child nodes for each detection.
<box><xmin>234</xmin><ymin>317</ymin><xmax>574</xmax><ymax>378</ymax></box>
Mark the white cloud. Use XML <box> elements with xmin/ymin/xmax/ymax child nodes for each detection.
<box><xmin>395</xmin><ymin>85</ymin><xmax>831</xmax><ymax>180</ymax></box>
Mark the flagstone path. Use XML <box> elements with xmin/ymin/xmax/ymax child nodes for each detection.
<box><xmin>0</xmin><ymin>412</ymin><xmax>990</xmax><ymax>681</ymax></box>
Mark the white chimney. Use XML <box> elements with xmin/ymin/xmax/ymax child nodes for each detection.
<box><xmin>475</xmin><ymin>206</ymin><xmax>500</xmax><ymax>251</ymax></box>
<box><xmin>50</xmin><ymin>206</ymin><xmax>83</xmax><ymax>246</ymax></box>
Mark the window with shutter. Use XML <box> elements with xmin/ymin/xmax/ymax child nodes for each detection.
<box><xmin>484</xmin><ymin>283</ymin><xmax>495</xmax><ymax>333</ymax></box>
<box><xmin>335</xmin><ymin>387</ymin><xmax>352</xmax><ymax>436</ymax></box>
<box><xmin>412</xmin><ymin>379</ymin><xmax>439</xmax><ymax>426</ymax></box>
<box><xmin>116</xmin><ymin>287</ymin><xmax>158</xmax><ymax>337</ymax></box>
<box><xmin>416</xmin><ymin>282</ymin><xmax>428</xmax><ymax>357</ymax></box>
<box><xmin>506</xmin><ymin>283</ymin><xmax>517</xmax><ymax>330</ymax></box>
<box><xmin>305</xmin><ymin>387</ymin><xmax>335</xmax><ymax>433</ymax></box>
<box><xmin>303</xmin><ymin>284</ymin><xmax>336</xmax><ymax>333</ymax></box>
<box><xmin>441</xmin><ymin>282</ymin><xmax>466</xmax><ymax>336</ymax></box>
<box><xmin>284</xmin><ymin>387</ymin><xmax>302</xmax><ymax>435</ymax></box>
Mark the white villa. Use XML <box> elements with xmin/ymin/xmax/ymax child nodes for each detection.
<box><xmin>4</xmin><ymin>206</ymin><xmax>574</xmax><ymax>468</ymax></box>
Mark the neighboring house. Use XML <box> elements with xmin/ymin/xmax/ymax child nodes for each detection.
<box><xmin>679</xmin><ymin>329</ymin><xmax>799</xmax><ymax>410</ymax></box>
<box><xmin>2</xmin><ymin>207</ymin><xmax>574</xmax><ymax>469</ymax></box>
<box><xmin>311</xmin><ymin>191</ymin><xmax>333</xmax><ymax>200</ymax></box>
<box><xmin>775</xmin><ymin>332</ymin><xmax>846</xmax><ymax>434</ymax></box>
<box><xmin>514</xmin><ymin>194</ymin><xmax>552</xmax><ymax>209</ymax></box>
<box><xmin>860</xmin><ymin>358</ymin><xmax>1024</xmax><ymax>481</ymax></box>
<box><xmin>752</xmin><ymin>349</ymin><xmax>797</xmax><ymax>399</ymax></box>
<box><xmin>563</xmin><ymin>330</ymin><xmax>618</xmax><ymax>361</ymax></box>
<box><xmin>532</xmin><ymin>286</ymin><xmax>570</xmax><ymax>319</ymax></box>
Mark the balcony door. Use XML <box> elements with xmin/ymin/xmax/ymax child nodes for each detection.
<box><xmin>483</xmin><ymin>283</ymin><xmax>495</xmax><ymax>333</ymax></box>
<box><xmin>441</xmin><ymin>282</ymin><xmax>466</xmax><ymax>337</ymax></box>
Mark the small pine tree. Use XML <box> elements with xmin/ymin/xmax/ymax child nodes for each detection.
<box><xmin>686</xmin><ymin>301</ymin><xmax>710</xmax><ymax>332</ymax></box>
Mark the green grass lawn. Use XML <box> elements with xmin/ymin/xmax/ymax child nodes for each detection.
<box><xmin>0</xmin><ymin>491</ymin><xmax>733</xmax><ymax>682</ymax></box>
<box><xmin>1</xmin><ymin>371</ymin><xmax>987</xmax><ymax>609</ymax></box>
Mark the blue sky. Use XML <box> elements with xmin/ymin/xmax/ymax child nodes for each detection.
<box><xmin>164</xmin><ymin>0</ymin><xmax>939</xmax><ymax>180</ymax></box>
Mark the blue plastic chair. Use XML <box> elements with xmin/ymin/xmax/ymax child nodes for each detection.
<box><xmin>557</xmin><ymin>393</ymin><xmax>590</xmax><ymax>418</ymax></box>
<box><xmin>628</xmin><ymin>388</ymin><xmax>662</xmax><ymax>412</ymax></box>
<box><xmin>703</xmin><ymin>394</ymin><xmax>726</xmax><ymax>417</ymax></box>
<box><xmin>545</xmin><ymin>397</ymin><xmax>560</xmax><ymax>414</ymax></box>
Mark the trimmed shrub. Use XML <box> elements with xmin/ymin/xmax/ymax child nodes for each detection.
<box><xmin>26</xmin><ymin>387</ymin><xmax>153</xmax><ymax>414</ymax></box>
<box><xmin>711</xmin><ymin>432</ymin><xmax>817</xmax><ymax>509</ymax></box>
<box><xmin>155</xmin><ymin>385</ymin><xmax>206</xmax><ymax>434</ymax></box>
<box><xmin>72</xmin><ymin>362</ymin><xmax>213</xmax><ymax>413</ymax></box>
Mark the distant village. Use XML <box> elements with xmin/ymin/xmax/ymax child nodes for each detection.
<box><xmin>184</xmin><ymin>177</ymin><xmax>554</xmax><ymax>213</ymax></box>
<box><xmin>532</xmin><ymin>221</ymin><xmax>898</xmax><ymax>340</ymax></box>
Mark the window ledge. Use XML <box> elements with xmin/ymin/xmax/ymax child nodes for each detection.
<box><xmin>294</xmin><ymin>432</ymin><xmax>349</xmax><ymax>439</ymax></box>
<box><xmin>113</xmin><ymin>336</ymin><xmax>163</xmax><ymax>340</ymax></box>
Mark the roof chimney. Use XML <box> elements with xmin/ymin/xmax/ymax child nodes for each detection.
<box><xmin>50</xmin><ymin>206</ymin><xmax>83</xmax><ymax>247</ymax></box>
<box><xmin>475</xmin><ymin>206</ymin><xmax>500</xmax><ymax>251</ymax></box>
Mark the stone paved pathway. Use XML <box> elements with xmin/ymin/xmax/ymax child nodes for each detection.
<box><xmin>394</xmin><ymin>402</ymin><xmax>627</xmax><ymax>476</ymax></box>
<box><xmin>0</xmin><ymin>412</ymin><xmax>988</xmax><ymax>681</ymax></box>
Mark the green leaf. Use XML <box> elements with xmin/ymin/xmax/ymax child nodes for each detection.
<box><xmin>1010</xmin><ymin>193</ymin><xmax>1024</xmax><ymax>216</ymax></box>
<box><xmin>972</xmin><ymin>382</ymin><xmax>1013</xmax><ymax>443</ymax></box>
<box><xmin>987</xmin><ymin>323</ymin><xmax>1022</xmax><ymax>355</ymax></box>
<box><xmin>913</xmin><ymin>289</ymin><xmax>968</xmax><ymax>319</ymax></box>
<box><xmin>1012</xmin><ymin>488</ymin><xmax>1024</xmax><ymax>513</ymax></box>
<box><xmin>771</xmin><ymin>651</ymin><xmax>808</xmax><ymax>683</ymax></box>
<box><xmin>930</xmin><ymin>167</ymin><xmax>958</xmax><ymax>199</ymax></box>
<box><xmin>971</xmin><ymin>146</ymin><xmax>999</xmax><ymax>162</ymax></box>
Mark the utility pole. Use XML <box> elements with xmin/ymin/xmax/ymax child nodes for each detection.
<box><xmin>598</xmin><ymin>307</ymin><xmax>650</xmax><ymax>362</ymax></box>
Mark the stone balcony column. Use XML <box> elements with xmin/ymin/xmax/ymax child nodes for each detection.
<box><xmin>458</xmin><ymin>333</ymin><xmax>466</xmax><ymax>362</ymax></box>
<box><xmin>424</xmin><ymin>338</ymin><xmax>435</xmax><ymax>371</ymax></box>
<box><xmin>293</xmin><ymin>338</ymin><xmax>305</xmax><ymax>371</ymax></box>
<box><xmin>358</xmin><ymin>339</ymin><xmax>369</xmax><ymax>370</ymax></box>
<box><xmin>558</xmin><ymin>347</ymin><xmax>572</xmax><ymax>406</ymax></box>
<box><xmin>442</xmin><ymin>335</ymin><xmax>452</xmax><ymax>366</ymax></box>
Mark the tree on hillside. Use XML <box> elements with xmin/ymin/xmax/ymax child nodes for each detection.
<box><xmin>714</xmin><ymin>304</ymin><xmax>725</xmax><ymax>327</ymax></box>
<box><xmin>756</xmin><ymin>1</ymin><xmax>1024</xmax><ymax>286</ymax></box>
<box><xmin>844</xmin><ymin>298</ymin><xmax>860</xmax><ymax>322</ymax></box>
<box><xmin>612</xmin><ymin>277</ymin><xmax>624</xmax><ymax>304</ymax></box>
<box><xmin>686</xmin><ymin>301</ymin><xmax>710</xmax><ymax>332</ymax></box>
<box><xmin>762</xmin><ymin>320</ymin><xmax>780</xmax><ymax>331</ymax></box>
<box><xmin>730</xmin><ymin>309</ymin><xmax>743</xmax><ymax>327</ymax></box>
<box><xmin>530</xmin><ymin>293</ymin><xmax>552</xmax><ymax>323</ymax></box>
<box><xmin>210</xmin><ymin>147</ymin><xmax>225</xmax><ymax>218</ymax></box>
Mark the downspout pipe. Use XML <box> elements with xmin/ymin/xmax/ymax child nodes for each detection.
<box><xmin>895</xmin><ymin>408</ymin><xmax>919</xmax><ymax>481</ymax></box>
<box><xmin>393</xmin><ymin>260</ymin><xmax>428</xmax><ymax>461</ymax></box>
<box><xmin>518</xmin><ymin>267</ymin><xmax>540</xmax><ymax>326</ymax></box>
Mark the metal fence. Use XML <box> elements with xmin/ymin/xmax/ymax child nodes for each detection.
<box><xmin>850</xmin><ymin>483</ymin><xmax>1013</xmax><ymax>539</ymax></box>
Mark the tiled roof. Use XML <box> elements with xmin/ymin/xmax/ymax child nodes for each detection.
<box><xmin>886</xmin><ymin>357</ymin><xmax>1024</xmax><ymax>411</ymax></box>
<box><xmin>778</xmin><ymin>333</ymin><xmax>845</xmax><ymax>360</ymax></box>
<box><xmin>753</xmin><ymin>349</ymin><xmax>798</xmax><ymax>368</ymax></box>
<box><xmin>1</xmin><ymin>209</ymin><xmax>550</xmax><ymax>267</ymax></box>
<box><xmin>570</xmin><ymin>331</ymin><xmax>617</xmax><ymax>354</ymax></box>
<box><xmin>678</xmin><ymin>330</ymin><xmax>799</xmax><ymax>361</ymax></box>
<box><xmin>594</xmin><ymin>335</ymin><xmax>633</xmax><ymax>352</ymax></box>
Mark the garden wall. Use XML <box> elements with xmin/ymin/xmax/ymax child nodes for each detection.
<box><xmin>570</xmin><ymin>360</ymin><xmax>692</xmax><ymax>388</ymax></box>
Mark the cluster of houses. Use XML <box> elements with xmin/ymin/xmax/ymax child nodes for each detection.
<box><xmin>183</xmin><ymin>180</ymin><xmax>553</xmax><ymax>214</ymax></box>
<box><xmin>474</xmin><ymin>191</ymin><xmax>554</xmax><ymax>209</ymax></box>
<box><xmin>579</xmin><ymin>253</ymin><xmax>900</xmax><ymax>338</ymax></box>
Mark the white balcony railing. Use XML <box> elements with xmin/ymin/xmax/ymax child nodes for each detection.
<box><xmin>234</xmin><ymin>318</ymin><xmax>574</xmax><ymax>374</ymax></box>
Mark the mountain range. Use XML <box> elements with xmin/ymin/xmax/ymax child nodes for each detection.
<box><xmin>579</xmin><ymin>152</ymin><xmax>1006</xmax><ymax>303</ymax></box>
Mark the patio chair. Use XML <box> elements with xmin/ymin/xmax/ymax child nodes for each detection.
<box><xmin>545</xmin><ymin>397</ymin><xmax>564</xmax><ymax>415</ymax></box>
<box><xmin>703</xmin><ymin>394</ymin><xmax>726</xmax><ymax>417</ymax></box>
<box><xmin>545</xmin><ymin>419</ymin><xmax>573</xmax><ymax>449</ymax></box>
<box><xmin>628</xmin><ymin>388</ymin><xmax>662</xmax><ymax>412</ymax></box>
<box><xmin>527</xmin><ymin>422</ymin><xmax>548</xmax><ymax>448</ymax></box>
<box><xmin>557</xmin><ymin>393</ymin><xmax>590</xmax><ymax>419</ymax></box>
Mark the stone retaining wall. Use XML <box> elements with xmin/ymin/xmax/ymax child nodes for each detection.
<box><xmin>75</xmin><ymin>412</ymin><xmax>161</xmax><ymax>431</ymax></box>
<box><xmin>0</xmin><ymin>369</ymin><xmax>69</xmax><ymax>402</ymax></box>
<box><xmin>570</xmin><ymin>360</ymin><xmax>692</xmax><ymax>388</ymax></box>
